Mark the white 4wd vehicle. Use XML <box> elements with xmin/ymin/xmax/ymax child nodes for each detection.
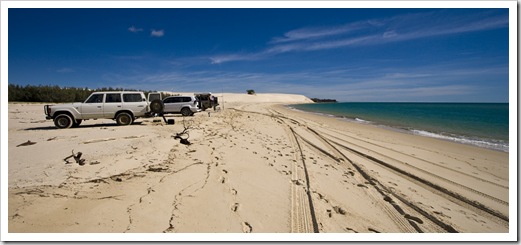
<box><xmin>44</xmin><ymin>91</ymin><xmax>161</xmax><ymax>129</ymax></box>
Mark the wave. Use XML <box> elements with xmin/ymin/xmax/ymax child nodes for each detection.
<box><xmin>354</xmin><ymin>117</ymin><xmax>370</xmax><ymax>124</ymax></box>
<box><xmin>345</xmin><ymin>117</ymin><xmax>508</xmax><ymax>152</ymax></box>
<box><xmin>411</xmin><ymin>130</ymin><xmax>508</xmax><ymax>152</ymax></box>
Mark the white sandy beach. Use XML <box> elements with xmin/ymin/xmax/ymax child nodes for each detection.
<box><xmin>6</xmin><ymin>93</ymin><xmax>510</xmax><ymax>238</ymax></box>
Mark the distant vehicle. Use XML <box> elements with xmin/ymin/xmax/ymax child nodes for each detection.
<box><xmin>162</xmin><ymin>95</ymin><xmax>201</xmax><ymax>116</ymax></box>
<box><xmin>195</xmin><ymin>93</ymin><xmax>219</xmax><ymax>111</ymax></box>
<box><xmin>44</xmin><ymin>91</ymin><xmax>161</xmax><ymax>129</ymax></box>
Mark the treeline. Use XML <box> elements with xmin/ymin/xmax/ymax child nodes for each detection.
<box><xmin>8</xmin><ymin>84</ymin><xmax>162</xmax><ymax>103</ymax></box>
<box><xmin>311</xmin><ymin>98</ymin><xmax>337</xmax><ymax>103</ymax></box>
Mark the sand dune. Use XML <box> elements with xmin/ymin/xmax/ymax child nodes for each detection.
<box><xmin>5</xmin><ymin>93</ymin><xmax>510</xmax><ymax>240</ymax></box>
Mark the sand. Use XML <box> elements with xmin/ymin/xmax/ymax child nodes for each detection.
<box><xmin>4</xmin><ymin>93</ymin><xmax>511</xmax><ymax>240</ymax></box>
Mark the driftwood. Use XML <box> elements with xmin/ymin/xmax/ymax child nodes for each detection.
<box><xmin>173</xmin><ymin>117</ymin><xmax>191</xmax><ymax>145</ymax></box>
<box><xmin>64</xmin><ymin>150</ymin><xmax>86</xmax><ymax>165</ymax></box>
<box><xmin>17</xmin><ymin>140</ymin><xmax>36</xmax><ymax>147</ymax></box>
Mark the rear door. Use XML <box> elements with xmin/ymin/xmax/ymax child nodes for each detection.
<box><xmin>103</xmin><ymin>93</ymin><xmax>123</xmax><ymax>118</ymax></box>
<box><xmin>80</xmin><ymin>93</ymin><xmax>104</xmax><ymax>119</ymax></box>
<box><xmin>164</xmin><ymin>97</ymin><xmax>182</xmax><ymax>113</ymax></box>
<box><xmin>148</xmin><ymin>92</ymin><xmax>162</xmax><ymax>102</ymax></box>
<box><xmin>122</xmin><ymin>93</ymin><xmax>147</xmax><ymax>116</ymax></box>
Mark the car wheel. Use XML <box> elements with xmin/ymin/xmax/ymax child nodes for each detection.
<box><xmin>54</xmin><ymin>114</ymin><xmax>73</xmax><ymax>129</ymax></box>
<box><xmin>116</xmin><ymin>112</ymin><xmax>133</xmax><ymax>126</ymax></box>
<box><xmin>181</xmin><ymin>107</ymin><xmax>192</xmax><ymax>117</ymax></box>
<box><xmin>150</xmin><ymin>99</ymin><xmax>164</xmax><ymax>114</ymax></box>
<box><xmin>72</xmin><ymin>119</ymin><xmax>82</xmax><ymax>128</ymax></box>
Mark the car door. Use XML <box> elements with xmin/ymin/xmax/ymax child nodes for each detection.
<box><xmin>122</xmin><ymin>93</ymin><xmax>147</xmax><ymax>116</ymax></box>
<box><xmin>148</xmin><ymin>92</ymin><xmax>162</xmax><ymax>102</ymax></box>
<box><xmin>103</xmin><ymin>93</ymin><xmax>122</xmax><ymax>118</ymax></box>
<box><xmin>163</xmin><ymin>97</ymin><xmax>174</xmax><ymax>113</ymax></box>
<box><xmin>164</xmin><ymin>97</ymin><xmax>183</xmax><ymax>113</ymax></box>
<box><xmin>80</xmin><ymin>93</ymin><xmax>104</xmax><ymax>119</ymax></box>
<box><xmin>172</xmin><ymin>97</ymin><xmax>184</xmax><ymax>112</ymax></box>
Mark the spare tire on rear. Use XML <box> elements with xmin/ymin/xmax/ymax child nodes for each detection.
<box><xmin>150</xmin><ymin>99</ymin><xmax>164</xmax><ymax>114</ymax></box>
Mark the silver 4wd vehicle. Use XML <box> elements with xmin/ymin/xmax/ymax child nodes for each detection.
<box><xmin>162</xmin><ymin>96</ymin><xmax>201</xmax><ymax>116</ymax></box>
<box><xmin>44</xmin><ymin>91</ymin><xmax>161</xmax><ymax>129</ymax></box>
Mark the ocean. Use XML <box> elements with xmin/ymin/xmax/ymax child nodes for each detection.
<box><xmin>291</xmin><ymin>102</ymin><xmax>509</xmax><ymax>152</ymax></box>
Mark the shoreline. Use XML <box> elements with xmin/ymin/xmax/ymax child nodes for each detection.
<box><xmin>6</xmin><ymin>100</ymin><xmax>509</xmax><ymax>237</ymax></box>
<box><xmin>286</xmin><ymin>104</ymin><xmax>509</xmax><ymax>153</ymax></box>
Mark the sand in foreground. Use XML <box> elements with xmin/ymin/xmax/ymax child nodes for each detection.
<box><xmin>7</xmin><ymin>97</ymin><xmax>508</xmax><ymax>234</ymax></box>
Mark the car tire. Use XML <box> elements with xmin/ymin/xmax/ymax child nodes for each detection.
<box><xmin>72</xmin><ymin>119</ymin><xmax>82</xmax><ymax>128</ymax></box>
<box><xmin>54</xmin><ymin>114</ymin><xmax>73</xmax><ymax>129</ymax></box>
<box><xmin>116</xmin><ymin>112</ymin><xmax>133</xmax><ymax>126</ymax></box>
<box><xmin>150</xmin><ymin>99</ymin><xmax>164</xmax><ymax>114</ymax></box>
<box><xmin>181</xmin><ymin>107</ymin><xmax>192</xmax><ymax>117</ymax></box>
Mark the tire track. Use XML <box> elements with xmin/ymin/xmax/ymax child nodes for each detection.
<box><xmin>327</xmin><ymin>136</ymin><xmax>508</xmax><ymax>206</ymax></box>
<box><xmin>233</xmin><ymin>108</ymin><xmax>318</xmax><ymax>233</ymax></box>
<box><xmin>260</xmin><ymin>109</ymin><xmax>458</xmax><ymax>232</ymax></box>
<box><xmin>287</xmin><ymin>126</ymin><xmax>319</xmax><ymax>233</ymax></box>
<box><xmin>318</xmin><ymin>128</ymin><xmax>508</xmax><ymax>190</ymax></box>
<box><xmin>232</xmin><ymin>107</ymin><xmax>509</xmax><ymax>231</ymax></box>
<box><xmin>291</xmin><ymin>128</ymin><xmax>421</xmax><ymax>233</ymax></box>
<box><xmin>235</xmin><ymin>108</ymin><xmax>424</xmax><ymax>232</ymax></box>
<box><xmin>268</xmin><ymin>107</ymin><xmax>508</xmax><ymax>223</ymax></box>
<box><xmin>310</xmin><ymin>130</ymin><xmax>509</xmax><ymax>223</ymax></box>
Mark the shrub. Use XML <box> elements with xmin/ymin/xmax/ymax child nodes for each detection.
<box><xmin>246</xmin><ymin>89</ymin><xmax>255</xmax><ymax>95</ymax></box>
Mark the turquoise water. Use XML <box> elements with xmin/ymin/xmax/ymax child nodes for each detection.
<box><xmin>291</xmin><ymin>103</ymin><xmax>509</xmax><ymax>152</ymax></box>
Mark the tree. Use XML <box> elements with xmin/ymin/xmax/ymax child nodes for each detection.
<box><xmin>246</xmin><ymin>89</ymin><xmax>255</xmax><ymax>95</ymax></box>
<box><xmin>7</xmin><ymin>84</ymin><xmax>150</xmax><ymax>103</ymax></box>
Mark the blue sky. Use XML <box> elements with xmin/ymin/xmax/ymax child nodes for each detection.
<box><xmin>8</xmin><ymin>8</ymin><xmax>509</xmax><ymax>102</ymax></box>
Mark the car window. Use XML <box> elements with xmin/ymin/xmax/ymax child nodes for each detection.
<box><xmin>182</xmin><ymin>97</ymin><xmax>192</xmax><ymax>102</ymax></box>
<box><xmin>163</xmin><ymin>97</ymin><xmax>173</xmax><ymax>103</ymax></box>
<box><xmin>148</xmin><ymin>93</ymin><xmax>161</xmax><ymax>102</ymax></box>
<box><xmin>85</xmin><ymin>94</ymin><xmax>104</xmax><ymax>103</ymax></box>
<box><xmin>123</xmin><ymin>93</ymin><xmax>143</xmax><ymax>102</ymax></box>
<box><xmin>172</xmin><ymin>97</ymin><xmax>182</xmax><ymax>103</ymax></box>
<box><xmin>106</xmin><ymin>93</ymin><xmax>122</xmax><ymax>103</ymax></box>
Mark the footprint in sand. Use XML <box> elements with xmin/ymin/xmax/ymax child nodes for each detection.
<box><xmin>357</xmin><ymin>184</ymin><xmax>367</xmax><ymax>188</ymax></box>
<box><xmin>333</xmin><ymin>206</ymin><xmax>346</xmax><ymax>215</ymax></box>
<box><xmin>218</xmin><ymin>176</ymin><xmax>226</xmax><ymax>184</ymax></box>
<box><xmin>291</xmin><ymin>179</ymin><xmax>303</xmax><ymax>186</ymax></box>
<box><xmin>281</xmin><ymin>170</ymin><xmax>291</xmax><ymax>175</ymax></box>
<box><xmin>242</xmin><ymin>222</ymin><xmax>252</xmax><ymax>233</ymax></box>
<box><xmin>231</xmin><ymin>203</ymin><xmax>239</xmax><ymax>212</ymax></box>
<box><xmin>345</xmin><ymin>227</ymin><xmax>358</xmax><ymax>233</ymax></box>
<box><xmin>368</xmin><ymin>228</ymin><xmax>381</xmax><ymax>233</ymax></box>
<box><xmin>230</xmin><ymin>188</ymin><xmax>238</xmax><ymax>195</ymax></box>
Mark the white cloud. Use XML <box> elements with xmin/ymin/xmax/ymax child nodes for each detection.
<box><xmin>128</xmin><ymin>25</ymin><xmax>143</xmax><ymax>33</ymax></box>
<box><xmin>210</xmin><ymin>53</ymin><xmax>267</xmax><ymax>64</ymax></box>
<box><xmin>151</xmin><ymin>29</ymin><xmax>164</xmax><ymax>37</ymax></box>
<box><xmin>271</xmin><ymin>10</ymin><xmax>507</xmax><ymax>51</ymax></box>
<box><xmin>270</xmin><ymin>21</ymin><xmax>370</xmax><ymax>44</ymax></box>
<box><xmin>211</xmin><ymin>9</ymin><xmax>508</xmax><ymax>64</ymax></box>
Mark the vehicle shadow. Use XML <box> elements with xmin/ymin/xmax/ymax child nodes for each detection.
<box><xmin>24</xmin><ymin>122</ymin><xmax>144</xmax><ymax>131</ymax></box>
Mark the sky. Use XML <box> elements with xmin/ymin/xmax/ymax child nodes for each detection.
<box><xmin>7</xmin><ymin>7</ymin><xmax>510</xmax><ymax>102</ymax></box>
